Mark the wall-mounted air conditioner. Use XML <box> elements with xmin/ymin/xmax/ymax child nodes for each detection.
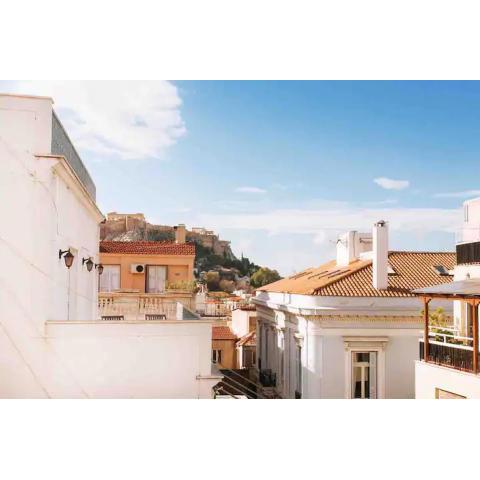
<box><xmin>130</xmin><ymin>264</ymin><xmax>145</xmax><ymax>274</ymax></box>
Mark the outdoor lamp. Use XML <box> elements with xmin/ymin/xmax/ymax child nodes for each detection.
<box><xmin>95</xmin><ymin>263</ymin><xmax>104</xmax><ymax>275</ymax></box>
<box><xmin>82</xmin><ymin>257</ymin><xmax>94</xmax><ymax>272</ymax></box>
<box><xmin>59</xmin><ymin>249</ymin><xmax>74</xmax><ymax>269</ymax></box>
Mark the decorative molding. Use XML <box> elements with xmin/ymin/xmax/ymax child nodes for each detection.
<box><xmin>37</xmin><ymin>154</ymin><xmax>104</xmax><ymax>223</ymax></box>
<box><xmin>343</xmin><ymin>336</ymin><xmax>389</xmax><ymax>351</ymax></box>
<box><xmin>294</xmin><ymin>333</ymin><xmax>304</xmax><ymax>347</ymax></box>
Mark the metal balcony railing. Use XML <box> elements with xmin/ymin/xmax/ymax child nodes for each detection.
<box><xmin>420</xmin><ymin>339</ymin><xmax>476</xmax><ymax>373</ymax></box>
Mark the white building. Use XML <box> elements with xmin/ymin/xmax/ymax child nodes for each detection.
<box><xmin>415</xmin><ymin>197</ymin><xmax>480</xmax><ymax>399</ymax></box>
<box><xmin>253</xmin><ymin>221</ymin><xmax>455</xmax><ymax>399</ymax></box>
<box><xmin>0</xmin><ymin>93</ymin><xmax>221</xmax><ymax>398</ymax></box>
<box><xmin>231</xmin><ymin>306</ymin><xmax>257</xmax><ymax>369</ymax></box>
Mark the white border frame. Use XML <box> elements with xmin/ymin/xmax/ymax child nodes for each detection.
<box><xmin>344</xmin><ymin>337</ymin><xmax>388</xmax><ymax>399</ymax></box>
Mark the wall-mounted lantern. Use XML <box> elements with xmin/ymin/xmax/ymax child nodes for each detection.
<box><xmin>82</xmin><ymin>257</ymin><xmax>94</xmax><ymax>272</ymax></box>
<box><xmin>95</xmin><ymin>264</ymin><xmax>104</xmax><ymax>275</ymax></box>
<box><xmin>59</xmin><ymin>249</ymin><xmax>74</xmax><ymax>269</ymax></box>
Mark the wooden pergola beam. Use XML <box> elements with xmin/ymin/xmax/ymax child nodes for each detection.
<box><xmin>473</xmin><ymin>303</ymin><xmax>479</xmax><ymax>374</ymax></box>
<box><xmin>417</xmin><ymin>294</ymin><xmax>480</xmax><ymax>374</ymax></box>
<box><xmin>423</xmin><ymin>297</ymin><xmax>431</xmax><ymax>362</ymax></box>
<box><xmin>416</xmin><ymin>294</ymin><xmax>480</xmax><ymax>302</ymax></box>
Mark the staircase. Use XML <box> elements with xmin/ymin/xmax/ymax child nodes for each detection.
<box><xmin>214</xmin><ymin>368</ymin><xmax>280</xmax><ymax>399</ymax></box>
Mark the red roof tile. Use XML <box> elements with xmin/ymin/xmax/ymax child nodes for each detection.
<box><xmin>236</xmin><ymin>331</ymin><xmax>256</xmax><ymax>347</ymax></box>
<box><xmin>212</xmin><ymin>326</ymin><xmax>237</xmax><ymax>340</ymax></box>
<box><xmin>260</xmin><ymin>251</ymin><xmax>456</xmax><ymax>298</ymax></box>
<box><xmin>100</xmin><ymin>241</ymin><xmax>195</xmax><ymax>256</ymax></box>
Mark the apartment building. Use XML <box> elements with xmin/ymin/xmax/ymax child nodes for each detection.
<box><xmin>415</xmin><ymin>197</ymin><xmax>480</xmax><ymax>398</ymax></box>
<box><xmin>253</xmin><ymin>221</ymin><xmax>455</xmax><ymax>399</ymax></box>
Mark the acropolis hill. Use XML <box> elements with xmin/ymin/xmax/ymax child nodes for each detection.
<box><xmin>100</xmin><ymin>212</ymin><xmax>235</xmax><ymax>259</ymax></box>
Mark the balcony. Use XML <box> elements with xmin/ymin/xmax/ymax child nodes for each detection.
<box><xmin>419</xmin><ymin>325</ymin><xmax>478</xmax><ymax>373</ymax></box>
<box><xmin>98</xmin><ymin>290</ymin><xmax>195</xmax><ymax>321</ymax></box>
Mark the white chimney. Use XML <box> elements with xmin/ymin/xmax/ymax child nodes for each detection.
<box><xmin>372</xmin><ymin>220</ymin><xmax>388</xmax><ymax>290</ymax></box>
<box><xmin>174</xmin><ymin>224</ymin><xmax>186</xmax><ymax>244</ymax></box>
<box><xmin>336</xmin><ymin>231</ymin><xmax>357</xmax><ymax>266</ymax></box>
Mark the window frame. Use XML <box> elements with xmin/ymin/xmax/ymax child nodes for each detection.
<box><xmin>343</xmin><ymin>337</ymin><xmax>387</xmax><ymax>399</ymax></box>
<box><xmin>212</xmin><ymin>349</ymin><xmax>222</xmax><ymax>365</ymax></box>
<box><xmin>145</xmin><ymin>265</ymin><xmax>168</xmax><ymax>293</ymax></box>
<box><xmin>99</xmin><ymin>264</ymin><xmax>121</xmax><ymax>292</ymax></box>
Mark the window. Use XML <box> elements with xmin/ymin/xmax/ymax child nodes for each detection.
<box><xmin>351</xmin><ymin>352</ymin><xmax>377</xmax><ymax>399</ymax></box>
<box><xmin>99</xmin><ymin>265</ymin><xmax>120</xmax><ymax>292</ymax></box>
<box><xmin>465</xmin><ymin>205</ymin><xmax>469</xmax><ymax>223</ymax></box>
<box><xmin>295</xmin><ymin>345</ymin><xmax>302</xmax><ymax>399</ymax></box>
<box><xmin>433</xmin><ymin>265</ymin><xmax>452</xmax><ymax>276</ymax></box>
<box><xmin>436</xmin><ymin>388</ymin><xmax>466</xmax><ymax>399</ymax></box>
<box><xmin>264</xmin><ymin>327</ymin><xmax>268</xmax><ymax>367</ymax></box>
<box><xmin>146</xmin><ymin>265</ymin><xmax>167</xmax><ymax>293</ymax></box>
<box><xmin>280</xmin><ymin>336</ymin><xmax>285</xmax><ymax>389</ymax></box>
<box><xmin>243</xmin><ymin>348</ymin><xmax>256</xmax><ymax>368</ymax></box>
<box><xmin>212</xmin><ymin>349</ymin><xmax>222</xmax><ymax>365</ymax></box>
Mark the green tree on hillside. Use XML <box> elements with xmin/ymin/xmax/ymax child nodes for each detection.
<box><xmin>250</xmin><ymin>267</ymin><xmax>282</xmax><ymax>288</ymax></box>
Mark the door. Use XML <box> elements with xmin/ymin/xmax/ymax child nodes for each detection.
<box><xmin>351</xmin><ymin>352</ymin><xmax>377</xmax><ymax>399</ymax></box>
<box><xmin>99</xmin><ymin>265</ymin><xmax>120</xmax><ymax>292</ymax></box>
<box><xmin>146</xmin><ymin>266</ymin><xmax>167</xmax><ymax>293</ymax></box>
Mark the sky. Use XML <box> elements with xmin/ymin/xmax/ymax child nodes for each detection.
<box><xmin>2</xmin><ymin>80</ymin><xmax>479</xmax><ymax>275</ymax></box>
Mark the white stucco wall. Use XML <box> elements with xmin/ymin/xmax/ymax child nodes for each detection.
<box><xmin>318</xmin><ymin>336</ymin><xmax>345</xmax><ymax>398</ymax></box>
<box><xmin>0</xmin><ymin>94</ymin><xmax>101</xmax><ymax>325</ymax></box>
<box><xmin>231</xmin><ymin>309</ymin><xmax>253</xmax><ymax>337</ymax></box>
<box><xmin>384</xmin><ymin>336</ymin><xmax>418</xmax><ymax>398</ymax></box>
<box><xmin>415</xmin><ymin>361</ymin><xmax>480</xmax><ymax>398</ymax></box>
<box><xmin>0</xmin><ymin>94</ymin><xmax>104</xmax><ymax>397</ymax></box>
<box><xmin>0</xmin><ymin>94</ymin><xmax>220</xmax><ymax>399</ymax></box>
<box><xmin>44</xmin><ymin>320</ymin><xmax>219</xmax><ymax>398</ymax></box>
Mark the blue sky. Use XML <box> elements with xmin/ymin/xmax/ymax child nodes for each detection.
<box><xmin>3</xmin><ymin>81</ymin><xmax>479</xmax><ymax>275</ymax></box>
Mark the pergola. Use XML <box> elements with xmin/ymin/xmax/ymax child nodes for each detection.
<box><xmin>414</xmin><ymin>279</ymin><xmax>480</xmax><ymax>374</ymax></box>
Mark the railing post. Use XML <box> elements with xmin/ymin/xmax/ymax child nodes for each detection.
<box><xmin>473</xmin><ymin>301</ymin><xmax>479</xmax><ymax>374</ymax></box>
<box><xmin>423</xmin><ymin>297</ymin><xmax>430</xmax><ymax>362</ymax></box>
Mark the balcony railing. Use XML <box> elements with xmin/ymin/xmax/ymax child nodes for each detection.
<box><xmin>98</xmin><ymin>291</ymin><xmax>195</xmax><ymax>321</ymax></box>
<box><xmin>420</xmin><ymin>325</ymin><xmax>478</xmax><ymax>373</ymax></box>
<box><xmin>420</xmin><ymin>340</ymin><xmax>475</xmax><ymax>372</ymax></box>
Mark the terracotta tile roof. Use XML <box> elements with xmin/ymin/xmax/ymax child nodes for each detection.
<box><xmin>100</xmin><ymin>241</ymin><xmax>195</xmax><ymax>256</ymax></box>
<box><xmin>259</xmin><ymin>251</ymin><xmax>456</xmax><ymax>298</ymax></box>
<box><xmin>212</xmin><ymin>326</ymin><xmax>237</xmax><ymax>340</ymax></box>
<box><xmin>237</xmin><ymin>331</ymin><xmax>256</xmax><ymax>347</ymax></box>
<box><xmin>235</xmin><ymin>305</ymin><xmax>256</xmax><ymax>311</ymax></box>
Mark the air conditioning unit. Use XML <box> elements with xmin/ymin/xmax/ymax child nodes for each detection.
<box><xmin>130</xmin><ymin>264</ymin><xmax>145</xmax><ymax>274</ymax></box>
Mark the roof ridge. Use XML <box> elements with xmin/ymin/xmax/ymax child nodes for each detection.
<box><xmin>388</xmin><ymin>250</ymin><xmax>456</xmax><ymax>255</ymax></box>
<box><xmin>100</xmin><ymin>240</ymin><xmax>191</xmax><ymax>243</ymax></box>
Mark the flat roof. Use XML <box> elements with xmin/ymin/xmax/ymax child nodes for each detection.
<box><xmin>414</xmin><ymin>279</ymin><xmax>480</xmax><ymax>298</ymax></box>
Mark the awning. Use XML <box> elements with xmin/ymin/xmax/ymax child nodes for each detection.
<box><xmin>414</xmin><ymin>279</ymin><xmax>480</xmax><ymax>298</ymax></box>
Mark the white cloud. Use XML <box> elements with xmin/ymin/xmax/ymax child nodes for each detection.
<box><xmin>5</xmin><ymin>81</ymin><xmax>185</xmax><ymax>160</ymax></box>
<box><xmin>434</xmin><ymin>190</ymin><xmax>480</xmax><ymax>199</ymax></box>
<box><xmin>235</xmin><ymin>186</ymin><xmax>267</xmax><ymax>194</ymax></box>
<box><xmin>198</xmin><ymin>204</ymin><xmax>460</xmax><ymax>236</ymax></box>
<box><xmin>374</xmin><ymin>177</ymin><xmax>410</xmax><ymax>190</ymax></box>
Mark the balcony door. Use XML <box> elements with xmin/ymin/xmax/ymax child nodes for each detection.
<box><xmin>351</xmin><ymin>352</ymin><xmax>377</xmax><ymax>399</ymax></box>
<box><xmin>99</xmin><ymin>265</ymin><xmax>120</xmax><ymax>292</ymax></box>
<box><xmin>146</xmin><ymin>265</ymin><xmax>167</xmax><ymax>293</ymax></box>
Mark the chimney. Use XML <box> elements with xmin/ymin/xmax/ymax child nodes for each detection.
<box><xmin>336</xmin><ymin>231</ymin><xmax>357</xmax><ymax>266</ymax></box>
<box><xmin>174</xmin><ymin>224</ymin><xmax>186</xmax><ymax>244</ymax></box>
<box><xmin>372</xmin><ymin>220</ymin><xmax>388</xmax><ymax>290</ymax></box>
